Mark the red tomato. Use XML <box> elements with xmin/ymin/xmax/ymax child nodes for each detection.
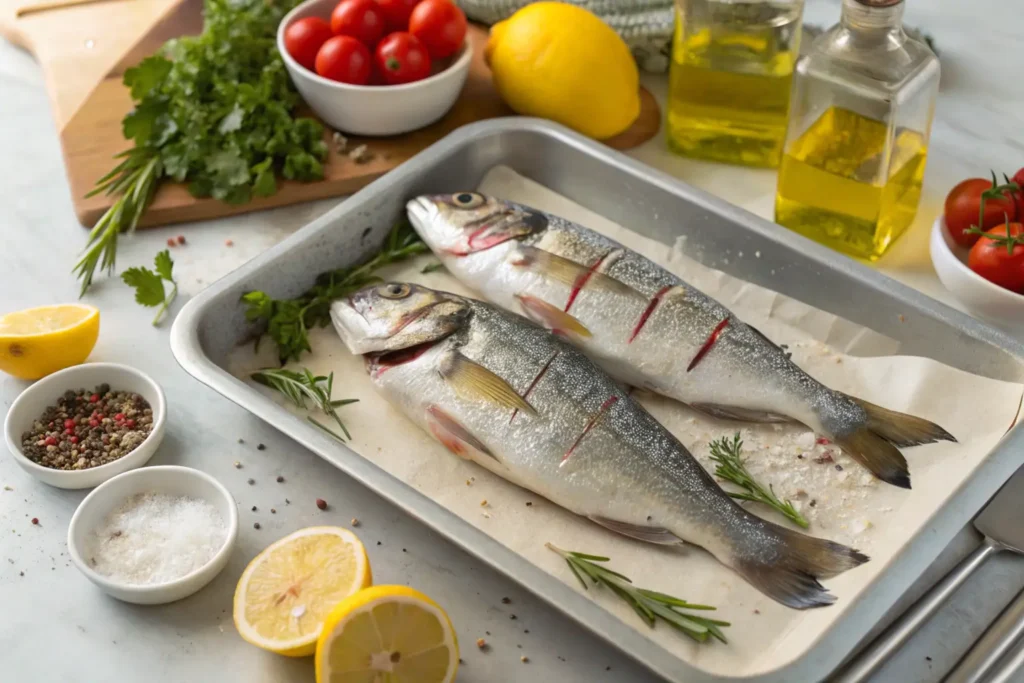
<box><xmin>331</xmin><ymin>0</ymin><xmax>387</xmax><ymax>47</ymax></box>
<box><xmin>1012</xmin><ymin>168</ymin><xmax>1024</xmax><ymax>217</ymax></box>
<box><xmin>374</xmin><ymin>0</ymin><xmax>420</xmax><ymax>30</ymax></box>
<box><xmin>374</xmin><ymin>32</ymin><xmax>431</xmax><ymax>84</ymax></box>
<box><xmin>315</xmin><ymin>35</ymin><xmax>373</xmax><ymax>84</ymax></box>
<box><xmin>944</xmin><ymin>178</ymin><xmax>1018</xmax><ymax>248</ymax></box>
<box><xmin>968</xmin><ymin>222</ymin><xmax>1024</xmax><ymax>293</ymax></box>
<box><xmin>409</xmin><ymin>0</ymin><xmax>466</xmax><ymax>59</ymax></box>
<box><xmin>284</xmin><ymin>17</ymin><xmax>334</xmax><ymax>72</ymax></box>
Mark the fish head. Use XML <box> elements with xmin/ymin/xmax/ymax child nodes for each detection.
<box><xmin>331</xmin><ymin>282</ymin><xmax>471</xmax><ymax>356</ymax></box>
<box><xmin>406</xmin><ymin>192</ymin><xmax>547</xmax><ymax>257</ymax></box>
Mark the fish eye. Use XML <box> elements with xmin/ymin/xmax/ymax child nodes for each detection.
<box><xmin>379</xmin><ymin>283</ymin><xmax>411</xmax><ymax>299</ymax></box>
<box><xmin>451</xmin><ymin>192</ymin><xmax>484</xmax><ymax>209</ymax></box>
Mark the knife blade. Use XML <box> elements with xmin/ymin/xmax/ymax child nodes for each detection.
<box><xmin>834</xmin><ymin>465</ymin><xmax>1024</xmax><ymax>682</ymax></box>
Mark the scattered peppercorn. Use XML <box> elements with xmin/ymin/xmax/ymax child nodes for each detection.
<box><xmin>316</xmin><ymin>498</ymin><xmax>327</xmax><ymax>510</ymax></box>
<box><xmin>520</xmin><ymin>656</ymin><xmax>529</xmax><ymax>663</ymax></box>
<box><xmin>276</xmin><ymin>475</ymin><xmax>284</xmax><ymax>483</ymax></box>
<box><xmin>754</xmin><ymin>609</ymin><xmax>760</xmax><ymax>615</ymax></box>
<box><xmin>166</xmin><ymin>238</ymin><xmax>176</xmax><ymax>247</ymax></box>
<box><xmin>835</xmin><ymin>464</ymin><xmax>844</xmax><ymax>472</ymax></box>
<box><xmin>480</xmin><ymin>499</ymin><xmax>487</xmax><ymax>507</ymax></box>
<box><xmin>525</xmin><ymin>501</ymin><xmax>532</xmax><ymax>507</ymax></box>
<box><xmin>270</xmin><ymin>508</ymin><xmax>276</xmax><ymax>514</ymax></box>
<box><xmin>225</xmin><ymin>239</ymin><xmax>234</xmax><ymax>247</ymax></box>
<box><xmin>501</xmin><ymin>597</ymin><xmax>511</xmax><ymax>604</ymax></box>
<box><xmin>257</xmin><ymin>443</ymin><xmax>266</xmax><ymax>451</ymax></box>
<box><xmin>251</xmin><ymin>505</ymin><xmax>257</xmax><ymax>512</ymax></box>
<box><xmin>233</xmin><ymin>461</ymin><xmax>242</xmax><ymax>468</ymax></box>
<box><xmin>247</xmin><ymin>478</ymin><xmax>255</xmax><ymax>485</ymax></box>
<box><xmin>31</xmin><ymin>518</ymin><xmax>39</xmax><ymax>525</ymax></box>
<box><xmin>20</xmin><ymin>386</ymin><xmax>154</xmax><ymax>471</ymax></box>
<box><xmin>476</xmin><ymin>638</ymin><xmax>487</xmax><ymax>649</ymax></box>
<box><xmin>237</xmin><ymin>438</ymin><xmax>244</xmax><ymax>444</ymax></box>
<box><xmin>176</xmin><ymin>235</ymin><xmax>186</xmax><ymax>245</ymax></box>
<box><xmin>285</xmin><ymin>498</ymin><xmax>290</xmax><ymax>505</ymax></box>
<box><xmin>510</xmin><ymin>614</ymin><xmax>517</xmax><ymax>620</ymax></box>
<box><xmin>253</xmin><ymin>522</ymin><xmax>261</xmax><ymax>529</ymax></box>
<box><xmin>351</xmin><ymin>518</ymin><xmax>359</xmax><ymax>527</ymax></box>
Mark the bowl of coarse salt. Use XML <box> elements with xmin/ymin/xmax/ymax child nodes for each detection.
<box><xmin>68</xmin><ymin>466</ymin><xmax>238</xmax><ymax>605</ymax></box>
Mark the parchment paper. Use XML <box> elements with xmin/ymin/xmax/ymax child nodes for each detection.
<box><xmin>228</xmin><ymin>166</ymin><xmax>1024</xmax><ymax>678</ymax></box>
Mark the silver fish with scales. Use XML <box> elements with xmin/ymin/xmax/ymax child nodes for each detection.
<box><xmin>407</xmin><ymin>193</ymin><xmax>956</xmax><ymax>489</ymax></box>
<box><xmin>331</xmin><ymin>282</ymin><xmax>867</xmax><ymax>609</ymax></box>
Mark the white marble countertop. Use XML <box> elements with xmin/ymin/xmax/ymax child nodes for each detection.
<box><xmin>2</xmin><ymin>0</ymin><xmax>1023</xmax><ymax>681</ymax></box>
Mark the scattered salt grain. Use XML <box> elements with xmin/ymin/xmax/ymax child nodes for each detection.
<box><xmin>795</xmin><ymin>432</ymin><xmax>816</xmax><ymax>450</ymax></box>
<box><xmin>85</xmin><ymin>492</ymin><xmax>226</xmax><ymax>585</ymax></box>
<box><xmin>851</xmin><ymin>518</ymin><xmax>873</xmax><ymax>535</ymax></box>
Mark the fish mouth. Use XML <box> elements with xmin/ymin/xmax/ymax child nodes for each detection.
<box><xmin>366</xmin><ymin>340</ymin><xmax>439</xmax><ymax>378</ymax></box>
<box><xmin>406</xmin><ymin>196</ymin><xmax>436</xmax><ymax>229</ymax></box>
<box><xmin>330</xmin><ymin>299</ymin><xmax>379</xmax><ymax>355</ymax></box>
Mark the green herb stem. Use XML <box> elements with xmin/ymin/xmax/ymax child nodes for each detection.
<box><xmin>251</xmin><ymin>368</ymin><xmax>357</xmax><ymax>442</ymax></box>
<box><xmin>152</xmin><ymin>282</ymin><xmax>178</xmax><ymax>326</ymax></box>
<box><xmin>546</xmin><ymin>543</ymin><xmax>729</xmax><ymax>643</ymax></box>
<box><xmin>709</xmin><ymin>433</ymin><xmax>809</xmax><ymax>529</ymax></box>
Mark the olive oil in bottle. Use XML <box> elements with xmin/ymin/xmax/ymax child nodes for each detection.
<box><xmin>774</xmin><ymin>0</ymin><xmax>939</xmax><ymax>260</ymax></box>
<box><xmin>667</xmin><ymin>0</ymin><xmax>804</xmax><ymax>168</ymax></box>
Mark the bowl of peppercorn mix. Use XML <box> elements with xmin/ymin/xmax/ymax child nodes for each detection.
<box><xmin>4</xmin><ymin>362</ymin><xmax>166</xmax><ymax>489</ymax></box>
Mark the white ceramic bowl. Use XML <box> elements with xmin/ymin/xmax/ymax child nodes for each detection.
<box><xmin>68</xmin><ymin>466</ymin><xmax>238</xmax><ymax>605</ymax></box>
<box><xmin>4</xmin><ymin>362</ymin><xmax>166</xmax><ymax>489</ymax></box>
<box><xmin>930</xmin><ymin>216</ymin><xmax>1024</xmax><ymax>335</ymax></box>
<box><xmin>277</xmin><ymin>0</ymin><xmax>472</xmax><ymax>136</ymax></box>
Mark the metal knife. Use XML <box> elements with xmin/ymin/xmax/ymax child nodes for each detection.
<box><xmin>834</xmin><ymin>465</ymin><xmax>1024</xmax><ymax>682</ymax></box>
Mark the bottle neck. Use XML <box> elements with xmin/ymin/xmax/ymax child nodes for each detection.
<box><xmin>840</xmin><ymin>0</ymin><xmax>905</xmax><ymax>33</ymax></box>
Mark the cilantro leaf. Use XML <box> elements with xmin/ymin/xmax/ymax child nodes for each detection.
<box><xmin>154</xmin><ymin>249</ymin><xmax>174</xmax><ymax>280</ymax></box>
<box><xmin>122</xmin><ymin>250</ymin><xmax>179</xmax><ymax>326</ymax></box>
<box><xmin>122</xmin><ymin>267</ymin><xmax>165</xmax><ymax>307</ymax></box>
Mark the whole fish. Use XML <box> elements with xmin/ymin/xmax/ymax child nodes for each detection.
<box><xmin>331</xmin><ymin>282</ymin><xmax>867</xmax><ymax>609</ymax></box>
<box><xmin>407</xmin><ymin>193</ymin><xmax>956</xmax><ymax>489</ymax></box>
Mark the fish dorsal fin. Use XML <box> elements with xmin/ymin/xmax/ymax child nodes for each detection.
<box><xmin>440</xmin><ymin>352</ymin><xmax>535</xmax><ymax>414</ymax></box>
<box><xmin>588</xmin><ymin>515</ymin><xmax>685</xmax><ymax>546</ymax></box>
<box><xmin>516</xmin><ymin>294</ymin><xmax>592</xmax><ymax>338</ymax></box>
<box><xmin>511</xmin><ymin>246</ymin><xmax>638</xmax><ymax>299</ymax></box>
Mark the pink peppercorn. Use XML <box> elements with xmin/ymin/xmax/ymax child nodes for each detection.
<box><xmin>64</xmin><ymin>428</ymin><xmax>74</xmax><ymax>435</ymax></box>
<box><xmin>44</xmin><ymin>436</ymin><xmax>57</xmax><ymax>446</ymax></box>
<box><xmin>167</xmin><ymin>238</ymin><xmax>176</xmax><ymax>247</ymax></box>
<box><xmin>126</xmin><ymin>419</ymin><xmax>136</xmax><ymax>428</ymax></box>
<box><xmin>177</xmin><ymin>235</ymin><xmax>186</xmax><ymax>245</ymax></box>
<box><xmin>64</xmin><ymin>419</ymin><xmax>76</xmax><ymax>430</ymax></box>
<box><xmin>89</xmin><ymin>419</ymin><xmax>99</xmax><ymax>428</ymax></box>
<box><xmin>89</xmin><ymin>394</ymin><xmax>100</xmax><ymax>403</ymax></box>
<box><xmin>70</xmin><ymin>436</ymin><xmax>79</xmax><ymax>444</ymax></box>
<box><xmin>115</xmin><ymin>413</ymin><xmax>125</xmax><ymax>422</ymax></box>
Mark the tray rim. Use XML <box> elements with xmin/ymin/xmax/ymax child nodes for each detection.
<box><xmin>170</xmin><ymin>117</ymin><xmax>1024</xmax><ymax>683</ymax></box>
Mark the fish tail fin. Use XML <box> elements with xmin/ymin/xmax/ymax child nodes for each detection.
<box><xmin>730</xmin><ymin>523</ymin><xmax>869</xmax><ymax>610</ymax></box>
<box><xmin>831</xmin><ymin>396</ymin><xmax>957</xmax><ymax>489</ymax></box>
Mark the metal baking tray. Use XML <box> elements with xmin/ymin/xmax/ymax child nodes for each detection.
<box><xmin>170</xmin><ymin>118</ymin><xmax>1024</xmax><ymax>682</ymax></box>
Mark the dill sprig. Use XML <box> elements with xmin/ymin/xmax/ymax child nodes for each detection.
<box><xmin>546</xmin><ymin>543</ymin><xmax>729</xmax><ymax>644</ymax></box>
<box><xmin>709</xmin><ymin>433</ymin><xmax>808</xmax><ymax>529</ymax></box>
<box><xmin>251</xmin><ymin>368</ymin><xmax>358</xmax><ymax>442</ymax></box>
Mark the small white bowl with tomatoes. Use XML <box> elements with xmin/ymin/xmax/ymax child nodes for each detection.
<box><xmin>278</xmin><ymin>0</ymin><xmax>471</xmax><ymax>136</ymax></box>
<box><xmin>930</xmin><ymin>171</ymin><xmax>1024</xmax><ymax>335</ymax></box>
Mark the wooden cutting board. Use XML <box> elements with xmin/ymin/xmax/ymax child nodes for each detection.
<box><xmin>1</xmin><ymin>0</ymin><xmax>661</xmax><ymax>229</ymax></box>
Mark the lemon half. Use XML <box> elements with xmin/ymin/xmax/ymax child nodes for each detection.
<box><xmin>234</xmin><ymin>526</ymin><xmax>371</xmax><ymax>657</ymax></box>
<box><xmin>315</xmin><ymin>585</ymin><xmax>459</xmax><ymax>683</ymax></box>
<box><xmin>0</xmin><ymin>304</ymin><xmax>99</xmax><ymax>379</ymax></box>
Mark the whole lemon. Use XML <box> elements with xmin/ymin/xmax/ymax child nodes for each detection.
<box><xmin>485</xmin><ymin>2</ymin><xmax>640</xmax><ymax>140</ymax></box>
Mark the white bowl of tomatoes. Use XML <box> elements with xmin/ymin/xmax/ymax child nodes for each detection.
<box><xmin>930</xmin><ymin>171</ymin><xmax>1024</xmax><ymax>335</ymax></box>
<box><xmin>278</xmin><ymin>0</ymin><xmax>471</xmax><ymax>136</ymax></box>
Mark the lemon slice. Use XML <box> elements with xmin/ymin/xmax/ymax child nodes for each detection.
<box><xmin>315</xmin><ymin>585</ymin><xmax>459</xmax><ymax>683</ymax></box>
<box><xmin>0</xmin><ymin>304</ymin><xmax>100</xmax><ymax>379</ymax></box>
<box><xmin>234</xmin><ymin>526</ymin><xmax>371</xmax><ymax>657</ymax></box>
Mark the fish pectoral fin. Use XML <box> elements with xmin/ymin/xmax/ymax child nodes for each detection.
<box><xmin>426</xmin><ymin>405</ymin><xmax>497</xmax><ymax>461</ymax></box>
<box><xmin>511</xmin><ymin>246</ymin><xmax>638</xmax><ymax>299</ymax></box>
<box><xmin>588</xmin><ymin>515</ymin><xmax>685</xmax><ymax>546</ymax></box>
<box><xmin>515</xmin><ymin>294</ymin><xmax>592</xmax><ymax>339</ymax></box>
<box><xmin>440</xmin><ymin>352</ymin><xmax>536</xmax><ymax>414</ymax></box>
<box><xmin>689</xmin><ymin>403</ymin><xmax>792</xmax><ymax>424</ymax></box>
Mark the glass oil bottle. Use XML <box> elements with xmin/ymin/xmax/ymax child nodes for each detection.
<box><xmin>774</xmin><ymin>0</ymin><xmax>940</xmax><ymax>261</ymax></box>
<box><xmin>667</xmin><ymin>0</ymin><xmax>804</xmax><ymax>168</ymax></box>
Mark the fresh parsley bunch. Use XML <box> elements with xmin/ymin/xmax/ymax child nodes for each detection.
<box><xmin>76</xmin><ymin>0</ymin><xmax>327</xmax><ymax>295</ymax></box>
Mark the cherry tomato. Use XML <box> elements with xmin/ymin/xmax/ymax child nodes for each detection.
<box><xmin>374</xmin><ymin>0</ymin><xmax>420</xmax><ymax>30</ymax></box>
<box><xmin>944</xmin><ymin>178</ymin><xmax>1018</xmax><ymax>248</ymax></box>
<box><xmin>968</xmin><ymin>222</ymin><xmax>1024</xmax><ymax>293</ymax></box>
<box><xmin>315</xmin><ymin>35</ymin><xmax>373</xmax><ymax>84</ymax></box>
<box><xmin>331</xmin><ymin>0</ymin><xmax>387</xmax><ymax>48</ymax></box>
<box><xmin>284</xmin><ymin>17</ymin><xmax>334</xmax><ymax>72</ymax></box>
<box><xmin>374</xmin><ymin>32</ymin><xmax>431</xmax><ymax>84</ymax></box>
<box><xmin>1012</xmin><ymin>168</ymin><xmax>1024</xmax><ymax>217</ymax></box>
<box><xmin>409</xmin><ymin>0</ymin><xmax>466</xmax><ymax>59</ymax></box>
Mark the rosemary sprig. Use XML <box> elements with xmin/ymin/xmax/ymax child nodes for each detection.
<box><xmin>242</xmin><ymin>221</ymin><xmax>429</xmax><ymax>364</ymax></box>
<box><xmin>546</xmin><ymin>544</ymin><xmax>729</xmax><ymax>643</ymax></box>
<box><xmin>709</xmin><ymin>433</ymin><xmax>809</xmax><ymax>529</ymax></box>
<box><xmin>74</xmin><ymin>148</ymin><xmax>163</xmax><ymax>297</ymax></box>
<box><xmin>251</xmin><ymin>368</ymin><xmax>358</xmax><ymax>442</ymax></box>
